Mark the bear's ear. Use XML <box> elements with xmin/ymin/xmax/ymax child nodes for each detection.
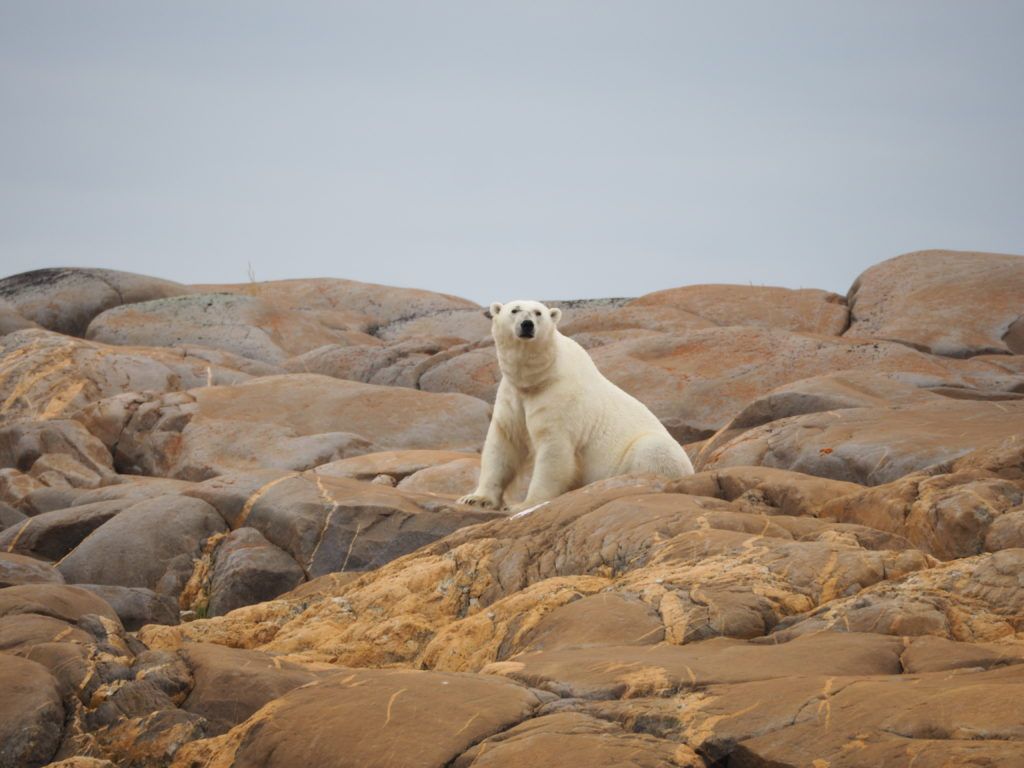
<box><xmin>549</xmin><ymin>307</ymin><xmax>562</xmax><ymax>325</ymax></box>
<box><xmin>485</xmin><ymin>302</ymin><xmax>502</xmax><ymax>319</ymax></box>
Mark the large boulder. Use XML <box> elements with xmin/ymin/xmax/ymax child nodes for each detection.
<box><xmin>0</xmin><ymin>655</ymin><xmax>64</xmax><ymax>768</ymax></box>
<box><xmin>178</xmin><ymin>643</ymin><xmax>329</xmax><ymax>735</ymax></box>
<box><xmin>0</xmin><ymin>499</ymin><xmax>129</xmax><ymax>560</ymax></box>
<box><xmin>144</xmin><ymin>476</ymin><xmax>926</xmax><ymax>669</ymax></box>
<box><xmin>0</xmin><ymin>329</ymin><xmax>250</xmax><ymax>426</ymax></box>
<box><xmin>87</xmin><ymin>293</ymin><xmax>379</xmax><ymax>365</ymax></box>
<box><xmin>186</xmin><ymin>471</ymin><xmax>505</xmax><ymax>578</ymax></box>
<box><xmin>0</xmin><ymin>552</ymin><xmax>65</xmax><ymax>588</ymax></box>
<box><xmin>845</xmin><ymin>249</ymin><xmax>1024</xmax><ymax>357</ymax></box>
<box><xmin>192</xmin><ymin>277</ymin><xmax>478</xmax><ymax>330</ymax></box>
<box><xmin>75</xmin><ymin>374</ymin><xmax>492</xmax><ymax>480</ymax></box>
<box><xmin>702</xmin><ymin>399</ymin><xmax>1024</xmax><ymax>485</ymax></box>
<box><xmin>207</xmin><ymin>527</ymin><xmax>305</xmax><ymax>616</ymax></box>
<box><xmin>174</xmin><ymin>668</ymin><xmax>543</xmax><ymax>768</ymax></box>
<box><xmin>75</xmin><ymin>584</ymin><xmax>179</xmax><ymax>631</ymax></box>
<box><xmin>627</xmin><ymin>283</ymin><xmax>850</xmax><ymax>335</ymax></box>
<box><xmin>56</xmin><ymin>495</ymin><xmax>227</xmax><ymax>597</ymax></box>
<box><xmin>695</xmin><ymin>368</ymin><xmax>1023</xmax><ymax>462</ymax></box>
<box><xmin>820</xmin><ymin>438</ymin><xmax>1024</xmax><ymax>559</ymax></box>
<box><xmin>0</xmin><ymin>583</ymin><xmax>121</xmax><ymax>625</ymax></box>
<box><xmin>0</xmin><ymin>419</ymin><xmax>114</xmax><ymax>478</ymax></box>
<box><xmin>670</xmin><ymin>663</ymin><xmax>1024</xmax><ymax>766</ymax></box>
<box><xmin>0</xmin><ymin>267</ymin><xmax>187</xmax><ymax>337</ymax></box>
<box><xmin>451</xmin><ymin>712</ymin><xmax>700</xmax><ymax>768</ymax></box>
<box><xmin>590</xmin><ymin>327</ymin><xmax>1023</xmax><ymax>442</ymax></box>
<box><xmin>284</xmin><ymin>337</ymin><xmax>459</xmax><ymax>388</ymax></box>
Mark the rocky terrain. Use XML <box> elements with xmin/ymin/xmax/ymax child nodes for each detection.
<box><xmin>0</xmin><ymin>249</ymin><xmax>1022</xmax><ymax>767</ymax></box>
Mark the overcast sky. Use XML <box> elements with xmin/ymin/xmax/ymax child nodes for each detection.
<box><xmin>2</xmin><ymin>2</ymin><xmax>1022</xmax><ymax>303</ymax></box>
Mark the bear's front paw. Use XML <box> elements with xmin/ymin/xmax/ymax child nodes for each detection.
<box><xmin>457</xmin><ymin>493</ymin><xmax>500</xmax><ymax>509</ymax></box>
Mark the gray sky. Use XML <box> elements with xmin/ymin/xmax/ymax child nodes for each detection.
<box><xmin>2</xmin><ymin>1</ymin><xmax>1022</xmax><ymax>304</ymax></box>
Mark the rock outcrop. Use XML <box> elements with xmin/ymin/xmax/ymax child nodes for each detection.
<box><xmin>1</xmin><ymin>251</ymin><xmax>1022</xmax><ymax>767</ymax></box>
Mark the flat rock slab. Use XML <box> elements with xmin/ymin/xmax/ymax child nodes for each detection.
<box><xmin>679</xmin><ymin>664</ymin><xmax>1024</xmax><ymax>766</ymax></box>
<box><xmin>177</xmin><ymin>667</ymin><xmax>543</xmax><ymax>768</ymax></box>
<box><xmin>0</xmin><ymin>654</ymin><xmax>65</xmax><ymax>768</ymax></box>
<box><xmin>87</xmin><ymin>293</ymin><xmax>373</xmax><ymax>364</ymax></box>
<box><xmin>628</xmin><ymin>283</ymin><xmax>850</xmax><ymax>335</ymax></box>
<box><xmin>77</xmin><ymin>373</ymin><xmax>491</xmax><ymax>480</ymax></box>
<box><xmin>178</xmin><ymin>643</ymin><xmax>331</xmax><ymax>735</ymax></box>
<box><xmin>452</xmin><ymin>712</ymin><xmax>701</xmax><ymax>768</ymax></box>
<box><xmin>846</xmin><ymin>249</ymin><xmax>1024</xmax><ymax>357</ymax></box>
<box><xmin>483</xmin><ymin>631</ymin><xmax>903</xmax><ymax>699</ymax></box>
<box><xmin>589</xmin><ymin>327</ymin><xmax>1019</xmax><ymax>442</ymax></box>
<box><xmin>193</xmin><ymin>276</ymin><xmax>477</xmax><ymax>328</ymax></box>
<box><xmin>703</xmin><ymin>399</ymin><xmax>1024</xmax><ymax>485</ymax></box>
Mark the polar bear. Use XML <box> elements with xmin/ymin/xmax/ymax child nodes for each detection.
<box><xmin>458</xmin><ymin>299</ymin><xmax>694</xmax><ymax>511</ymax></box>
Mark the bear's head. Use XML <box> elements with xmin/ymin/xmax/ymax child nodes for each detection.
<box><xmin>487</xmin><ymin>300</ymin><xmax>562</xmax><ymax>345</ymax></box>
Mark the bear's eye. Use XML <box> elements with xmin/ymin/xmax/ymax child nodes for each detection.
<box><xmin>534</xmin><ymin>310</ymin><xmax>541</xmax><ymax>317</ymax></box>
<box><xmin>511</xmin><ymin>308</ymin><xmax>520</xmax><ymax>314</ymax></box>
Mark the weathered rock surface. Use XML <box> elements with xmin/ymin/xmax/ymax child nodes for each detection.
<box><xmin>0</xmin><ymin>329</ymin><xmax>250</xmax><ymax>426</ymax></box>
<box><xmin>76</xmin><ymin>373</ymin><xmax>491</xmax><ymax>479</ymax></box>
<box><xmin>628</xmin><ymin>283</ymin><xmax>850</xmax><ymax>335</ymax></box>
<box><xmin>702</xmin><ymin>399</ymin><xmax>1024</xmax><ymax>485</ymax></box>
<box><xmin>0</xmin><ymin>268</ymin><xmax>188</xmax><ymax>337</ymax></box>
<box><xmin>76</xmin><ymin>584</ymin><xmax>179</xmax><ymax>631</ymax></box>
<box><xmin>57</xmin><ymin>495</ymin><xmax>227</xmax><ymax>597</ymax></box>
<box><xmin>186</xmin><ymin>470</ymin><xmax>505</xmax><ymax>578</ymax></box>
<box><xmin>192</xmin><ymin>276</ymin><xmax>477</xmax><ymax>330</ymax></box>
<box><xmin>591</xmin><ymin>327</ymin><xmax>1024</xmax><ymax>442</ymax></box>
<box><xmin>177</xmin><ymin>643</ymin><xmax>328</xmax><ymax>735</ymax></box>
<box><xmin>0</xmin><ymin>499</ymin><xmax>128</xmax><ymax>560</ymax></box>
<box><xmin>0</xmin><ymin>551</ymin><xmax>65</xmax><ymax>588</ymax></box>
<box><xmin>174</xmin><ymin>667</ymin><xmax>544</xmax><ymax>768</ymax></box>
<box><xmin>87</xmin><ymin>293</ymin><xmax>378</xmax><ymax>365</ymax></box>
<box><xmin>846</xmin><ymin>249</ymin><xmax>1024</xmax><ymax>357</ymax></box>
<box><xmin>452</xmin><ymin>712</ymin><xmax>701</xmax><ymax>768</ymax></box>
<box><xmin>0</xmin><ymin>654</ymin><xmax>65</xmax><ymax>768</ymax></box>
<box><xmin>1</xmin><ymin>259</ymin><xmax>1023</xmax><ymax>767</ymax></box>
<box><xmin>820</xmin><ymin>436</ymin><xmax>1024</xmax><ymax>559</ymax></box>
<box><xmin>207</xmin><ymin>527</ymin><xmax>305</xmax><ymax>616</ymax></box>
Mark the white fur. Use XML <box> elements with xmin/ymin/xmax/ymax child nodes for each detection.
<box><xmin>458</xmin><ymin>299</ymin><xmax>694</xmax><ymax>511</ymax></box>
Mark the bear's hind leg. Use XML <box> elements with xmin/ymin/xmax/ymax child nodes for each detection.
<box><xmin>626</xmin><ymin>434</ymin><xmax>695</xmax><ymax>478</ymax></box>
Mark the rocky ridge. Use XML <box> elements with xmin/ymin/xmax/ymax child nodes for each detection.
<box><xmin>0</xmin><ymin>252</ymin><xmax>1022</xmax><ymax>767</ymax></box>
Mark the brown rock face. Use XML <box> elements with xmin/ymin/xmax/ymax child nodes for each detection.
<box><xmin>75</xmin><ymin>373</ymin><xmax>491</xmax><ymax>480</ymax></box>
<box><xmin>846</xmin><ymin>249</ymin><xmax>1024</xmax><ymax>357</ymax></box>
<box><xmin>0</xmin><ymin>654</ymin><xmax>65</xmax><ymax>768</ymax></box>
<box><xmin>589</xmin><ymin>326</ymin><xmax>1021</xmax><ymax>442</ymax></box>
<box><xmin>174</xmin><ymin>667</ymin><xmax>543</xmax><ymax>768</ymax></box>
<box><xmin>702</xmin><ymin>399</ymin><xmax>1024</xmax><ymax>485</ymax></box>
<box><xmin>192</xmin><ymin>276</ymin><xmax>477</xmax><ymax>329</ymax></box>
<box><xmin>87</xmin><ymin>293</ymin><xmax>378</xmax><ymax>364</ymax></box>
<box><xmin>2</xmin><ymin>260</ymin><xmax>1024</xmax><ymax>767</ymax></box>
<box><xmin>628</xmin><ymin>283</ymin><xmax>850</xmax><ymax>335</ymax></box>
<box><xmin>0</xmin><ymin>329</ymin><xmax>251</xmax><ymax>426</ymax></box>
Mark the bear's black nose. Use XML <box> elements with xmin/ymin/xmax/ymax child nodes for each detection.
<box><xmin>521</xmin><ymin>319</ymin><xmax>534</xmax><ymax>331</ymax></box>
